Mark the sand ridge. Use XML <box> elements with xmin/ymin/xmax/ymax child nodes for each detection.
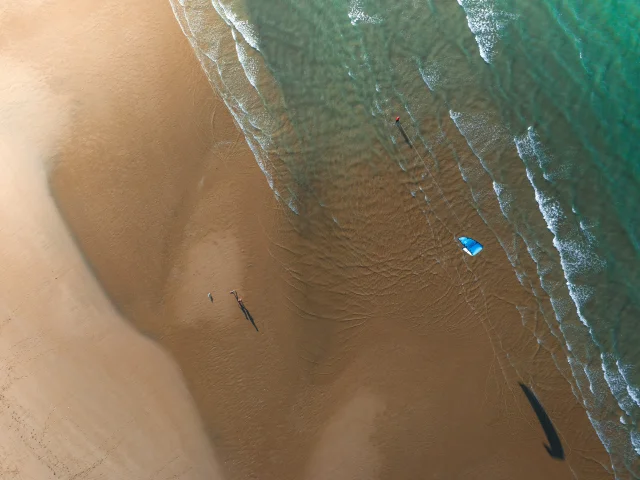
<box><xmin>0</xmin><ymin>2</ymin><xmax>224</xmax><ymax>479</ymax></box>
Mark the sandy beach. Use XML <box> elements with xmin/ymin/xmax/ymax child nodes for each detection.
<box><xmin>0</xmin><ymin>1</ymin><xmax>614</xmax><ymax>479</ymax></box>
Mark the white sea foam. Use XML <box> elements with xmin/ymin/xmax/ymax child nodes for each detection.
<box><xmin>245</xmin><ymin>135</ymin><xmax>274</xmax><ymax>189</ymax></box>
<box><xmin>170</xmin><ymin>0</ymin><xmax>304</xmax><ymax>215</ymax></box>
<box><xmin>456</xmin><ymin>0</ymin><xmax>517</xmax><ymax>63</ymax></box>
<box><xmin>449</xmin><ymin>110</ymin><xmax>509</xmax><ymax>158</ymax></box>
<box><xmin>515</xmin><ymin>128</ymin><xmax>640</xmax><ymax>475</ymax></box>
<box><xmin>517</xmin><ymin>132</ymin><xmax>606</xmax><ymax>328</ymax></box>
<box><xmin>617</xmin><ymin>361</ymin><xmax>640</xmax><ymax>409</ymax></box>
<box><xmin>448</xmin><ymin>106</ymin><xmax>637</xmax><ymax>473</ymax></box>
<box><xmin>632</xmin><ymin>431</ymin><xmax>640</xmax><ymax>456</ymax></box>
<box><xmin>601</xmin><ymin>354</ymin><xmax>637</xmax><ymax>417</ymax></box>
<box><xmin>517</xmin><ymin>129</ymin><xmax>606</xmax><ymax>282</ymax></box>
<box><xmin>448</xmin><ymin>110</ymin><xmax>523</xmax><ymax>270</ymax></box>
<box><xmin>579</xmin><ymin>217</ymin><xmax>598</xmax><ymax>245</ymax></box>
<box><xmin>211</xmin><ymin>0</ymin><xmax>260</xmax><ymax>50</ymax></box>
<box><xmin>233</xmin><ymin>30</ymin><xmax>259</xmax><ymax>89</ymax></box>
<box><xmin>348</xmin><ymin>0</ymin><xmax>383</xmax><ymax>25</ymax></box>
<box><xmin>172</xmin><ymin>3</ymin><xmax>638</xmax><ymax>470</ymax></box>
<box><xmin>492</xmin><ymin>182</ymin><xmax>513</xmax><ymax>215</ymax></box>
<box><xmin>288</xmin><ymin>197</ymin><xmax>299</xmax><ymax>215</ymax></box>
<box><xmin>418</xmin><ymin>62</ymin><xmax>442</xmax><ymax>91</ymax></box>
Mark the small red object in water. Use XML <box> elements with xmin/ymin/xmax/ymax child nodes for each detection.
<box><xmin>395</xmin><ymin>116</ymin><xmax>400</xmax><ymax>122</ymax></box>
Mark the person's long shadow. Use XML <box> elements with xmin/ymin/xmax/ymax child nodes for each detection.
<box><xmin>519</xmin><ymin>383</ymin><xmax>564</xmax><ymax>460</ymax></box>
<box><xmin>396</xmin><ymin>121</ymin><xmax>413</xmax><ymax>148</ymax></box>
<box><xmin>240</xmin><ymin>304</ymin><xmax>259</xmax><ymax>332</ymax></box>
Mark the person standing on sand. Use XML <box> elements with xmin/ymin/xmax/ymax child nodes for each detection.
<box><xmin>230</xmin><ymin>290</ymin><xmax>245</xmax><ymax>310</ymax></box>
<box><xmin>230</xmin><ymin>290</ymin><xmax>258</xmax><ymax>331</ymax></box>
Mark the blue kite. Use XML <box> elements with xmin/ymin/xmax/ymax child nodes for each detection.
<box><xmin>458</xmin><ymin>236</ymin><xmax>483</xmax><ymax>256</ymax></box>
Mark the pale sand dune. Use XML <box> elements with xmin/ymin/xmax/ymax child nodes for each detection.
<box><xmin>0</xmin><ymin>2</ymin><xmax>223</xmax><ymax>479</ymax></box>
<box><xmin>0</xmin><ymin>0</ymin><xmax>614</xmax><ymax>479</ymax></box>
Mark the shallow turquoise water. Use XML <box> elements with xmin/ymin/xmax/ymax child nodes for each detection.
<box><xmin>172</xmin><ymin>0</ymin><xmax>640</xmax><ymax>475</ymax></box>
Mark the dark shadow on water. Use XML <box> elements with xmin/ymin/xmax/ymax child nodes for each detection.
<box><xmin>396</xmin><ymin>122</ymin><xmax>413</xmax><ymax>148</ymax></box>
<box><xmin>519</xmin><ymin>383</ymin><xmax>565</xmax><ymax>460</ymax></box>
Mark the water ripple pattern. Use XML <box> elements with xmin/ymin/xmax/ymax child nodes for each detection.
<box><xmin>171</xmin><ymin>0</ymin><xmax>640</xmax><ymax>476</ymax></box>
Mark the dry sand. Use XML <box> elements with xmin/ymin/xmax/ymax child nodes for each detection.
<box><xmin>0</xmin><ymin>2</ymin><xmax>223</xmax><ymax>479</ymax></box>
<box><xmin>1</xmin><ymin>1</ymin><xmax>613</xmax><ymax>479</ymax></box>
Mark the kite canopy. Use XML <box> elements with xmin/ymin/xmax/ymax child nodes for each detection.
<box><xmin>458</xmin><ymin>236</ymin><xmax>483</xmax><ymax>256</ymax></box>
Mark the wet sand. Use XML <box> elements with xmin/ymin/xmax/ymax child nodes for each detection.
<box><xmin>1</xmin><ymin>1</ymin><xmax>612</xmax><ymax>479</ymax></box>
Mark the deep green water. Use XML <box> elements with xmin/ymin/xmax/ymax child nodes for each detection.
<box><xmin>172</xmin><ymin>0</ymin><xmax>640</xmax><ymax>476</ymax></box>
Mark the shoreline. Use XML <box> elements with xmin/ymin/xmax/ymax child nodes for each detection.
<box><xmin>1</xmin><ymin>1</ymin><xmax>614</xmax><ymax>479</ymax></box>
